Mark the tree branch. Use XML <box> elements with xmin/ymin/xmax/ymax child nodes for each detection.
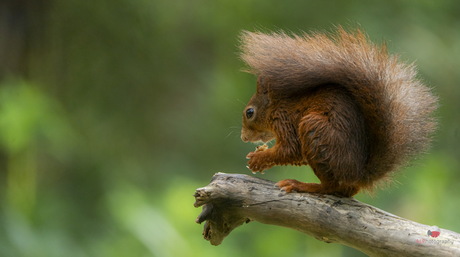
<box><xmin>194</xmin><ymin>173</ymin><xmax>460</xmax><ymax>257</ymax></box>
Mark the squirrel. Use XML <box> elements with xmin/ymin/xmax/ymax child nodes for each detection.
<box><xmin>239</xmin><ymin>28</ymin><xmax>437</xmax><ymax>197</ymax></box>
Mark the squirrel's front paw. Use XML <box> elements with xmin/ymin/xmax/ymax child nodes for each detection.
<box><xmin>246</xmin><ymin>151</ymin><xmax>274</xmax><ymax>173</ymax></box>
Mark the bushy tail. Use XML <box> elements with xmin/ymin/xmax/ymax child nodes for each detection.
<box><xmin>240</xmin><ymin>28</ymin><xmax>437</xmax><ymax>187</ymax></box>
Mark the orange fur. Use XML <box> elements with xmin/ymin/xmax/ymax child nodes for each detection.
<box><xmin>240</xmin><ymin>28</ymin><xmax>437</xmax><ymax>197</ymax></box>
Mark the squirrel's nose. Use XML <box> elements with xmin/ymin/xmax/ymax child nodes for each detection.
<box><xmin>241</xmin><ymin>134</ymin><xmax>249</xmax><ymax>142</ymax></box>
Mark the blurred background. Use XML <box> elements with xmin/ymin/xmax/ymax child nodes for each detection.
<box><xmin>0</xmin><ymin>0</ymin><xmax>459</xmax><ymax>256</ymax></box>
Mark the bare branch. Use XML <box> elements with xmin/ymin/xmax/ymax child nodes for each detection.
<box><xmin>194</xmin><ymin>173</ymin><xmax>460</xmax><ymax>257</ymax></box>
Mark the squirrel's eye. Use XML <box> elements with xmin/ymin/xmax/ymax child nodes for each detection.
<box><xmin>246</xmin><ymin>108</ymin><xmax>255</xmax><ymax>119</ymax></box>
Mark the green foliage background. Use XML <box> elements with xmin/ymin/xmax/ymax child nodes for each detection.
<box><xmin>0</xmin><ymin>0</ymin><xmax>459</xmax><ymax>256</ymax></box>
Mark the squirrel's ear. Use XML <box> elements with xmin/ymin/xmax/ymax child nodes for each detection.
<box><xmin>256</xmin><ymin>76</ymin><xmax>269</xmax><ymax>95</ymax></box>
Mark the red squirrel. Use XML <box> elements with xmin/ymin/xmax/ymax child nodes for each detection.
<box><xmin>239</xmin><ymin>28</ymin><xmax>437</xmax><ymax>197</ymax></box>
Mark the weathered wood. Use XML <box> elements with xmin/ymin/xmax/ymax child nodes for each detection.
<box><xmin>194</xmin><ymin>173</ymin><xmax>460</xmax><ymax>257</ymax></box>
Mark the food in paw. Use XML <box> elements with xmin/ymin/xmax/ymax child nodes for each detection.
<box><xmin>255</xmin><ymin>144</ymin><xmax>268</xmax><ymax>152</ymax></box>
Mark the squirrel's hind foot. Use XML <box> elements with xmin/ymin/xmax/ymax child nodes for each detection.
<box><xmin>276</xmin><ymin>179</ymin><xmax>323</xmax><ymax>193</ymax></box>
<box><xmin>276</xmin><ymin>179</ymin><xmax>358</xmax><ymax>197</ymax></box>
